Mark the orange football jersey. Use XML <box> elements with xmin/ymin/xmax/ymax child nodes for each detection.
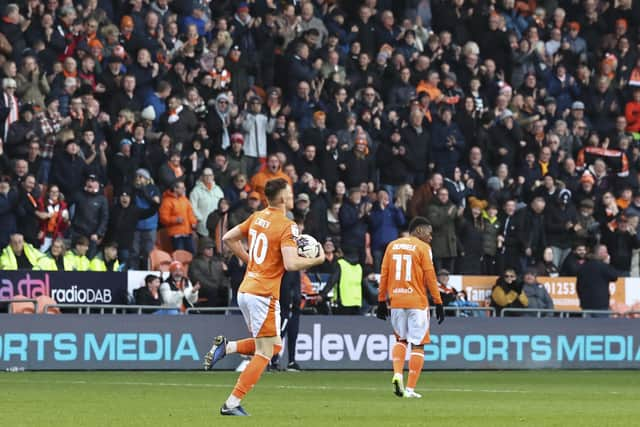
<box><xmin>238</xmin><ymin>207</ymin><xmax>298</xmax><ymax>299</ymax></box>
<box><xmin>378</xmin><ymin>236</ymin><xmax>442</xmax><ymax>309</ymax></box>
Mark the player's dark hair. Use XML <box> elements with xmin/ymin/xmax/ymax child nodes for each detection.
<box><xmin>408</xmin><ymin>216</ymin><xmax>431</xmax><ymax>233</ymax></box>
<box><xmin>265</xmin><ymin>178</ymin><xmax>288</xmax><ymax>203</ymax></box>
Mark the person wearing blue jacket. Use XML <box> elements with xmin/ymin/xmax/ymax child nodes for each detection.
<box><xmin>431</xmin><ymin>107</ymin><xmax>465</xmax><ymax>178</ymax></box>
<box><xmin>368</xmin><ymin>189</ymin><xmax>405</xmax><ymax>271</ymax></box>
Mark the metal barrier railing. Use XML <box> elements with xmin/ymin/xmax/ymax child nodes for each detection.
<box><xmin>500</xmin><ymin>308</ymin><xmax>626</xmax><ymax>318</ymax></box>
<box><xmin>24</xmin><ymin>304</ymin><xmax>640</xmax><ymax>318</ymax></box>
<box><xmin>440</xmin><ymin>306</ymin><xmax>496</xmax><ymax>317</ymax></box>
<box><xmin>42</xmin><ymin>304</ymin><xmax>180</xmax><ymax>314</ymax></box>
<box><xmin>185</xmin><ymin>307</ymin><xmax>242</xmax><ymax>314</ymax></box>
<box><xmin>4</xmin><ymin>298</ymin><xmax>38</xmax><ymax>314</ymax></box>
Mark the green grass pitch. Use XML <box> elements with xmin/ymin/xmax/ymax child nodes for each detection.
<box><xmin>1</xmin><ymin>370</ymin><xmax>638</xmax><ymax>426</ymax></box>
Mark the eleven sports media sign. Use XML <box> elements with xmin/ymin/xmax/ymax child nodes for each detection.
<box><xmin>1</xmin><ymin>315</ymin><xmax>640</xmax><ymax>370</ymax></box>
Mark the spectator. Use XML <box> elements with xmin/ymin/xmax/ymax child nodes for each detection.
<box><xmin>189</xmin><ymin>237</ymin><xmax>230</xmax><ymax>308</ymax></box>
<box><xmin>160</xmin><ymin>260</ymin><xmax>200</xmax><ymax>312</ymax></box>
<box><xmin>535</xmin><ymin>247</ymin><xmax>560</xmax><ymax>277</ymax></box>
<box><xmin>250</xmin><ymin>154</ymin><xmax>292</xmax><ymax>206</ymax></box>
<box><xmin>63</xmin><ymin>235</ymin><xmax>91</xmax><ymax>272</ymax></box>
<box><xmin>15</xmin><ymin>174</ymin><xmax>42</xmax><ymax>246</ymax></box>
<box><xmin>190</xmin><ymin>167</ymin><xmax>224</xmax><ymax>238</ymax></box>
<box><xmin>0</xmin><ymin>232</ymin><xmax>43</xmax><ymax>270</ymax></box>
<box><xmin>0</xmin><ymin>176</ymin><xmax>17</xmax><ymax>248</ymax></box>
<box><xmin>159</xmin><ymin>180</ymin><xmax>198</xmax><ymax>253</ymax></box>
<box><xmin>368</xmin><ymin>189</ymin><xmax>405</xmax><ymax>270</ymax></box>
<box><xmin>431</xmin><ymin>107</ymin><xmax>465</xmax><ymax>177</ymax></box>
<box><xmin>512</xmin><ymin>196</ymin><xmax>547</xmax><ymax>272</ymax></box>
<box><xmin>132</xmin><ymin>169</ymin><xmax>161</xmax><ymax>270</ymax></box>
<box><xmin>89</xmin><ymin>241</ymin><xmax>121</xmax><ymax>272</ymax></box>
<box><xmin>544</xmin><ymin>189</ymin><xmax>577</xmax><ymax>267</ymax></box>
<box><xmin>601</xmin><ymin>216</ymin><xmax>640</xmax><ymax>276</ymax></box>
<box><xmin>38</xmin><ymin>238</ymin><xmax>71</xmax><ymax>271</ymax></box>
<box><xmin>436</xmin><ymin>269</ymin><xmax>458</xmax><ymax>307</ymax></box>
<box><xmin>50</xmin><ymin>139</ymin><xmax>87</xmax><ymax>206</ymax></box>
<box><xmin>36</xmin><ymin>184</ymin><xmax>70</xmax><ymax>252</ymax></box>
<box><xmin>240</xmin><ymin>96</ymin><xmax>274</xmax><ymax>174</ymax></box>
<box><xmin>457</xmin><ymin>197</ymin><xmax>488</xmax><ymax>275</ymax></box>
<box><xmin>319</xmin><ymin>247</ymin><xmax>366</xmax><ymax>315</ymax></box>
<box><xmin>560</xmin><ymin>243</ymin><xmax>588</xmax><ymax>276</ymax></box>
<box><xmin>490</xmin><ymin>268</ymin><xmax>529</xmax><ymax>316</ymax></box>
<box><xmin>522</xmin><ymin>269</ymin><xmax>554</xmax><ymax>316</ymax></box>
<box><xmin>426</xmin><ymin>187</ymin><xmax>460</xmax><ymax>272</ymax></box>
<box><xmin>106</xmin><ymin>186</ymin><xmax>159</xmax><ymax>268</ymax></box>
<box><xmin>339</xmin><ymin>186</ymin><xmax>371</xmax><ymax>265</ymax></box>
<box><xmin>134</xmin><ymin>274</ymin><xmax>166</xmax><ymax>312</ymax></box>
<box><xmin>576</xmin><ymin>244</ymin><xmax>618</xmax><ymax>315</ymax></box>
<box><xmin>70</xmin><ymin>174</ymin><xmax>109</xmax><ymax>258</ymax></box>
<box><xmin>158</xmin><ymin>150</ymin><xmax>185</xmax><ymax>191</ymax></box>
<box><xmin>226</xmin><ymin>133</ymin><xmax>250</xmax><ymax>179</ymax></box>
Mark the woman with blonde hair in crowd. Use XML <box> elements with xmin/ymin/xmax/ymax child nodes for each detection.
<box><xmin>394</xmin><ymin>184</ymin><xmax>414</xmax><ymax>217</ymax></box>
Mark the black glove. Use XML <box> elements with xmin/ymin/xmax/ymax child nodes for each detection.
<box><xmin>435</xmin><ymin>304</ymin><xmax>445</xmax><ymax>324</ymax></box>
<box><xmin>376</xmin><ymin>303</ymin><xmax>389</xmax><ymax>320</ymax></box>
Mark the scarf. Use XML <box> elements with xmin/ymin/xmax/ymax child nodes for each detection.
<box><xmin>215</xmin><ymin>93</ymin><xmax>231</xmax><ymax>149</ymax></box>
<box><xmin>3</xmin><ymin>92</ymin><xmax>18</xmax><ymax>140</ymax></box>
<box><xmin>46</xmin><ymin>201</ymin><xmax>61</xmax><ymax>234</ymax></box>
<box><xmin>167</xmin><ymin>105</ymin><xmax>182</xmax><ymax>124</ymax></box>
<box><xmin>168</xmin><ymin>161</ymin><xmax>183</xmax><ymax>178</ymax></box>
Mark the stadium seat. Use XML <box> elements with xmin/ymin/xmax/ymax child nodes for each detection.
<box><xmin>155</xmin><ymin>228</ymin><xmax>173</xmax><ymax>253</ymax></box>
<box><xmin>172</xmin><ymin>249</ymin><xmax>193</xmax><ymax>267</ymax></box>
<box><xmin>36</xmin><ymin>296</ymin><xmax>61</xmax><ymax>314</ymax></box>
<box><xmin>103</xmin><ymin>183</ymin><xmax>114</xmax><ymax>206</ymax></box>
<box><xmin>9</xmin><ymin>295</ymin><xmax>35</xmax><ymax>314</ymax></box>
<box><xmin>150</xmin><ymin>249</ymin><xmax>173</xmax><ymax>272</ymax></box>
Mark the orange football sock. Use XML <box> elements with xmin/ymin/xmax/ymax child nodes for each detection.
<box><xmin>273</xmin><ymin>344</ymin><xmax>283</xmax><ymax>355</ymax></box>
<box><xmin>231</xmin><ymin>353</ymin><xmax>270</xmax><ymax>399</ymax></box>
<box><xmin>235</xmin><ymin>338</ymin><xmax>255</xmax><ymax>355</ymax></box>
<box><xmin>407</xmin><ymin>348</ymin><xmax>425</xmax><ymax>389</ymax></box>
<box><xmin>392</xmin><ymin>342</ymin><xmax>407</xmax><ymax>375</ymax></box>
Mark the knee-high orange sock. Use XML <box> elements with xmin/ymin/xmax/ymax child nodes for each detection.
<box><xmin>235</xmin><ymin>338</ymin><xmax>255</xmax><ymax>355</ymax></box>
<box><xmin>392</xmin><ymin>342</ymin><xmax>407</xmax><ymax>375</ymax></box>
<box><xmin>273</xmin><ymin>344</ymin><xmax>282</xmax><ymax>355</ymax></box>
<box><xmin>407</xmin><ymin>347</ymin><xmax>425</xmax><ymax>389</ymax></box>
<box><xmin>231</xmin><ymin>353</ymin><xmax>270</xmax><ymax>399</ymax></box>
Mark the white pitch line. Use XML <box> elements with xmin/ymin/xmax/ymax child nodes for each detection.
<box><xmin>0</xmin><ymin>379</ymin><xmax>532</xmax><ymax>393</ymax></box>
<box><xmin>0</xmin><ymin>379</ymin><xmax>627</xmax><ymax>395</ymax></box>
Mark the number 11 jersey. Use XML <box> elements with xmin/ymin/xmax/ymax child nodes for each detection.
<box><xmin>378</xmin><ymin>236</ymin><xmax>442</xmax><ymax>309</ymax></box>
<box><xmin>238</xmin><ymin>207</ymin><xmax>298</xmax><ymax>299</ymax></box>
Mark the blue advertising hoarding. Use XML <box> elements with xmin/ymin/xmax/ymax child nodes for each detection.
<box><xmin>1</xmin><ymin>315</ymin><xmax>639</xmax><ymax>370</ymax></box>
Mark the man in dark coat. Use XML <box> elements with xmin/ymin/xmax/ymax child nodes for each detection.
<box><xmin>339</xmin><ymin>186</ymin><xmax>370</xmax><ymax>264</ymax></box>
<box><xmin>105</xmin><ymin>187</ymin><xmax>158</xmax><ymax>269</ymax></box>
<box><xmin>512</xmin><ymin>196</ymin><xmax>547</xmax><ymax>272</ymax></box>
<box><xmin>426</xmin><ymin>187</ymin><xmax>459</xmax><ymax>272</ymax></box>
<box><xmin>69</xmin><ymin>175</ymin><xmax>109</xmax><ymax>258</ymax></box>
<box><xmin>576</xmin><ymin>244</ymin><xmax>618</xmax><ymax>314</ymax></box>
<box><xmin>189</xmin><ymin>237</ymin><xmax>230</xmax><ymax>308</ymax></box>
<box><xmin>50</xmin><ymin>140</ymin><xmax>87</xmax><ymax>205</ymax></box>
<box><xmin>401</xmin><ymin>109</ymin><xmax>431</xmax><ymax>186</ymax></box>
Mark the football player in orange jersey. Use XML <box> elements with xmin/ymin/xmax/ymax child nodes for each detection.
<box><xmin>203</xmin><ymin>178</ymin><xmax>325</xmax><ymax>416</ymax></box>
<box><xmin>377</xmin><ymin>216</ymin><xmax>445</xmax><ymax>398</ymax></box>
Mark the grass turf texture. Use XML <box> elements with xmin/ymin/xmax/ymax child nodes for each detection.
<box><xmin>1</xmin><ymin>371</ymin><xmax>637</xmax><ymax>426</ymax></box>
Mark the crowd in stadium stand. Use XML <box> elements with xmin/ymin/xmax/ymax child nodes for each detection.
<box><xmin>0</xmin><ymin>0</ymin><xmax>639</xmax><ymax>311</ymax></box>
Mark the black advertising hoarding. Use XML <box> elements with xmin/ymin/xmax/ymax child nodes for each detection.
<box><xmin>1</xmin><ymin>315</ymin><xmax>640</xmax><ymax>370</ymax></box>
<box><xmin>0</xmin><ymin>271</ymin><xmax>128</xmax><ymax>305</ymax></box>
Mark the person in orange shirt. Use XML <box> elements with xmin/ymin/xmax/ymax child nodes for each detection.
<box><xmin>625</xmin><ymin>88</ymin><xmax>640</xmax><ymax>133</ymax></box>
<box><xmin>158</xmin><ymin>180</ymin><xmax>198</xmax><ymax>253</ymax></box>
<box><xmin>377</xmin><ymin>216</ymin><xmax>444</xmax><ymax>399</ymax></box>
<box><xmin>203</xmin><ymin>178</ymin><xmax>325</xmax><ymax>416</ymax></box>
<box><xmin>249</xmin><ymin>154</ymin><xmax>292</xmax><ymax>206</ymax></box>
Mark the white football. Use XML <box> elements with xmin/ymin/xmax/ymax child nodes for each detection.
<box><xmin>297</xmin><ymin>234</ymin><xmax>320</xmax><ymax>258</ymax></box>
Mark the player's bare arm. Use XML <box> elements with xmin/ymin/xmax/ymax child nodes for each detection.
<box><xmin>222</xmin><ymin>226</ymin><xmax>250</xmax><ymax>264</ymax></box>
<box><xmin>282</xmin><ymin>244</ymin><xmax>325</xmax><ymax>271</ymax></box>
